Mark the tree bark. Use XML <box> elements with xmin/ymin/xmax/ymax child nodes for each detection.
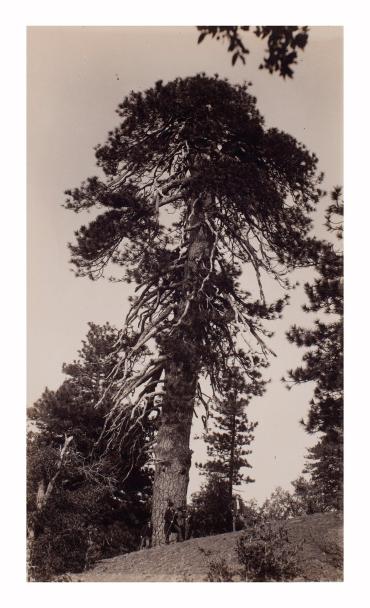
<box><xmin>151</xmin><ymin>196</ymin><xmax>212</xmax><ymax>545</ymax></box>
<box><xmin>151</xmin><ymin>357</ymin><xmax>197</xmax><ymax>545</ymax></box>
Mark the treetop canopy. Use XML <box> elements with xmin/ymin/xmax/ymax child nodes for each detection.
<box><xmin>65</xmin><ymin>74</ymin><xmax>323</xmax><ymax>285</ymax></box>
<box><xmin>64</xmin><ymin>75</ymin><xmax>324</xmax><ymax>437</ymax></box>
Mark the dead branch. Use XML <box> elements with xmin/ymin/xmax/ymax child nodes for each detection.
<box><xmin>37</xmin><ymin>435</ymin><xmax>73</xmax><ymax>512</ymax></box>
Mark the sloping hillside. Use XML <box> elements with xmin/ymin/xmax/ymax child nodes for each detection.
<box><xmin>70</xmin><ymin>512</ymin><xmax>343</xmax><ymax>582</ymax></box>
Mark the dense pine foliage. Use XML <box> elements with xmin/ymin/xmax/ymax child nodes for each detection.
<box><xmin>27</xmin><ymin>323</ymin><xmax>153</xmax><ymax>580</ymax></box>
<box><xmin>64</xmin><ymin>74</ymin><xmax>323</xmax><ymax>449</ymax></box>
<box><xmin>286</xmin><ymin>188</ymin><xmax>343</xmax><ymax>510</ymax></box>
<box><xmin>196</xmin><ymin>365</ymin><xmax>260</xmax><ymax>494</ymax></box>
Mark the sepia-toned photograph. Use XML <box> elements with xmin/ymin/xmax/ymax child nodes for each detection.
<box><xmin>27</xmin><ymin>25</ymin><xmax>343</xmax><ymax>583</ymax></box>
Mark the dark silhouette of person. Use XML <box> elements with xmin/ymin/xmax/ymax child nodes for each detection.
<box><xmin>164</xmin><ymin>499</ymin><xmax>175</xmax><ymax>544</ymax></box>
<box><xmin>140</xmin><ymin>520</ymin><xmax>152</xmax><ymax>549</ymax></box>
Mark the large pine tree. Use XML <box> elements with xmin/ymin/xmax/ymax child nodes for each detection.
<box><xmin>65</xmin><ymin>74</ymin><xmax>322</xmax><ymax>544</ymax></box>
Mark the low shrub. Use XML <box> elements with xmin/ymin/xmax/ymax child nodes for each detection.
<box><xmin>206</xmin><ymin>558</ymin><xmax>235</xmax><ymax>582</ymax></box>
<box><xmin>236</xmin><ymin>520</ymin><xmax>302</xmax><ymax>581</ymax></box>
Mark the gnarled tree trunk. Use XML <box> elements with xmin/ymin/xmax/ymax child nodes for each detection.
<box><xmin>151</xmin><ymin>357</ymin><xmax>197</xmax><ymax>545</ymax></box>
<box><xmin>151</xmin><ymin>197</ymin><xmax>212</xmax><ymax>545</ymax></box>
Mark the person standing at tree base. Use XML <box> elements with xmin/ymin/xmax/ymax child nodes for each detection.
<box><xmin>140</xmin><ymin>520</ymin><xmax>152</xmax><ymax>550</ymax></box>
<box><xmin>164</xmin><ymin>499</ymin><xmax>175</xmax><ymax>544</ymax></box>
<box><xmin>175</xmin><ymin>506</ymin><xmax>186</xmax><ymax>542</ymax></box>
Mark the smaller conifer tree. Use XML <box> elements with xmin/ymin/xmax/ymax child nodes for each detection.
<box><xmin>196</xmin><ymin>364</ymin><xmax>261</xmax><ymax>526</ymax></box>
<box><xmin>27</xmin><ymin>323</ymin><xmax>153</xmax><ymax>580</ymax></box>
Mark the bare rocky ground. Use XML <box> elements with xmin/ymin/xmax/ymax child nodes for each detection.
<box><xmin>70</xmin><ymin>511</ymin><xmax>343</xmax><ymax>582</ymax></box>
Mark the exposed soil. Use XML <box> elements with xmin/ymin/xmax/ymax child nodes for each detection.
<box><xmin>70</xmin><ymin>511</ymin><xmax>343</xmax><ymax>582</ymax></box>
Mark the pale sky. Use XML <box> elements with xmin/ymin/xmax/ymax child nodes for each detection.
<box><xmin>27</xmin><ymin>26</ymin><xmax>342</xmax><ymax>503</ymax></box>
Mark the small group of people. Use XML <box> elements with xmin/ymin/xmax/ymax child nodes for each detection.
<box><xmin>139</xmin><ymin>499</ymin><xmax>193</xmax><ymax>549</ymax></box>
